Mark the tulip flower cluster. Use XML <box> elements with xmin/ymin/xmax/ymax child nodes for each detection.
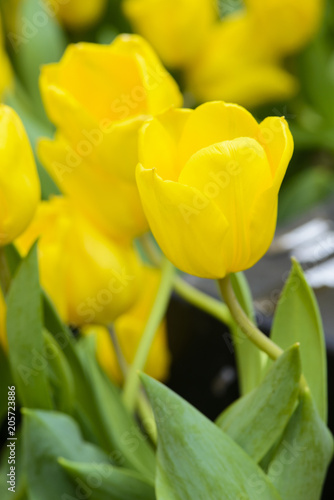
<box><xmin>124</xmin><ymin>0</ymin><xmax>324</xmax><ymax>107</ymax></box>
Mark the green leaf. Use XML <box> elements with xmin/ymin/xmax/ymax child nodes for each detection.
<box><xmin>13</xmin><ymin>0</ymin><xmax>67</xmax><ymax>121</ymax></box>
<box><xmin>76</xmin><ymin>336</ymin><xmax>156</xmax><ymax>483</ymax></box>
<box><xmin>267</xmin><ymin>391</ymin><xmax>333</xmax><ymax>500</ymax></box>
<box><xmin>216</xmin><ymin>345</ymin><xmax>301</xmax><ymax>462</ymax></box>
<box><xmin>43</xmin><ymin>297</ymin><xmax>156</xmax><ymax>481</ymax></box>
<box><xmin>43</xmin><ymin>330</ymin><xmax>75</xmax><ymax>413</ymax></box>
<box><xmin>141</xmin><ymin>374</ymin><xmax>282</xmax><ymax>500</ymax></box>
<box><xmin>59</xmin><ymin>459</ymin><xmax>155</xmax><ymax>500</ymax></box>
<box><xmin>22</xmin><ymin>408</ymin><xmax>110</xmax><ymax>500</ymax></box>
<box><xmin>270</xmin><ymin>259</ymin><xmax>327</xmax><ymax>421</ymax></box>
<box><xmin>6</xmin><ymin>244</ymin><xmax>52</xmax><ymax>409</ymax></box>
<box><xmin>230</xmin><ymin>272</ymin><xmax>267</xmax><ymax>395</ymax></box>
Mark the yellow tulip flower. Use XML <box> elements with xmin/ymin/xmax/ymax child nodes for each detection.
<box><xmin>82</xmin><ymin>267</ymin><xmax>170</xmax><ymax>383</ymax></box>
<box><xmin>39</xmin><ymin>34</ymin><xmax>182</xmax><ymax>241</ymax></box>
<box><xmin>0</xmin><ymin>105</ymin><xmax>40</xmax><ymax>246</ymax></box>
<box><xmin>123</xmin><ymin>0</ymin><xmax>218</xmax><ymax>68</ymax></box>
<box><xmin>0</xmin><ymin>288</ymin><xmax>7</xmax><ymax>352</ymax></box>
<box><xmin>136</xmin><ymin>102</ymin><xmax>294</xmax><ymax>278</ymax></box>
<box><xmin>187</xmin><ymin>12</ymin><xmax>298</xmax><ymax>108</ymax></box>
<box><xmin>54</xmin><ymin>0</ymin><xmax>107</xmax><ymax>29</ymax></box>
<box><xmin>244</xmin><ymin>0</ymin><xmax>324</xmax><ymax>57</ymax></box>
<box><xmin>187</xmin><ymin>1</ymin><xmax>323</xmax><ymax>107</ymax></box>
<box><xmin>16</xmin><ymin>197</ymin><xmax>142</xmax><ymax>326</ymax></box>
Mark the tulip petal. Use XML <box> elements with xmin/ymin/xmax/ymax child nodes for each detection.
<box><xmin>179</xmin><ymin>137</ymin><xmax>272</xmax><ymax>271</ymax></box>
<box><xmin>38</xmin><ymin>137</ymin><xmax>148</xmax><ymax>241</ymax></box>
<box><xmin>258</xmin><ymin>116</ymin><xmax>294</xmax><ymax>189</ymax></box>
<box><xmin>179</xmin><ymin>101</ymin><xmax>260</xmax><ymax>167</ymax></box>
<box><xmin>139</xmin><ymin>108</ymin><xmax>191</xmax><ymax>181</ymax></box>
<box><xmin>136</xmin><ymin>165</ymin><xmax>229</xmax><ymax>278</ymax></box>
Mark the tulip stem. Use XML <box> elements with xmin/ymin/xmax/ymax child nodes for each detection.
<box><xmin>122</xmin><ymin>259</ymin><xmax>175</xmax><ymax>412</ymax></box>
<box><xmin>218</xmin><ymin>275</ymin><xmax>283</xmax><ymax>361</ymax></box>
<box><xmin>174</xmin><ymin>276</ymin><xmax>232</xmax><ymax>326</ymax></box>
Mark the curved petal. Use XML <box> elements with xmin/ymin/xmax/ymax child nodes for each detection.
<box><xmin>179</xmin><ymin>137</ymin><xmax>272</xmax><ymax>270</ymax></box>
<box><xmin>38</xmin><ymin>137</ymin><xmax>148</xmax><ymax>241</ymax></box>
<box><xmin>178</xmin><ymin>101</ymin><xmax>260</xmax><ymax>167</ymax></box>
<box><xmin>257</xmin><ymin>116</ymin><xmax>294</xmax><ymax>189</ymax></box>
<box><xmin>139</xmin><ymin>108</ymin><xmax>191</xmax><ymax>181</ymax></box>
<box><xmin>136</xmin><ymin>164</ymin><xmax>229</xmax><ymax>278</ymax></box>
<box><xmin>111</xmin><ymin>35</ymin><xmax>183</xmax><ymax>114</ymax></box>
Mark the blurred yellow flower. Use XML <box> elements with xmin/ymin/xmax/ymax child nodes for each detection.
<box><xmin>123</xmin><ymin>0</ymin><xmax>218</xmax><ymax>68</ymax></box>
<box><xmin>0</xmin><ymin>16</ymin><xmax>13</xmax><ymax>99</ymax></box>
<box><xmin>187</xmin><ymin>12</ymin><xmax>298</xmax><ymax>108</ymax></box>
<box><xmin>0</xmin><ymin>288</ymin><xmax>7</xmax><ymax>352</ymax></box>
<box><xmin>16</xmin><ymin>197</ymin><xmax>142</xmax><ymax>326</ymax></box>
<box><xmin>136</xmin><ymin>102</ymin><xmax>294</xmax><ymax>278</ymax></box>
<box><xmin>82</xmin><ymin>267</ymin><xmax>170</xmax><ymax>383</ymax></box>
<box><xmin>0</xmin><ymin>105</ymin><xmax>40</xmax><ymax>246</ymax></box>
<box><xmin>54</xmin><ymin>0</ymin><xmax>107</xmax><ymax>29</ymax></box>
<box><xmin>244</xmin><ymin>0</ymin><xmax>324</xmax><ymax>57</ymax></box>
<box><xmin>39</xmin><ymin>34</ymin><xmax>182</xmax><ymax>241</ymax></box>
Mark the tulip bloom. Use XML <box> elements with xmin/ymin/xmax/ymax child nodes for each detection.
<box><xmin>0</xmin><ymin>106</ymin><xmax>40</xmax><ymax>246</ymax></box>
<box><xmin>136</xmin><ymin>102</ymin><xmax>294</xmax><ymax>278</ymax></box>
<box><xmin>55</xmin><ymin>0</ymin><xmax>107</xmax><ymax>29</ymax></box>
<box><xmin>39</xmin><ymin>35</ymin><xmax>182</xmax><ymax>241</ymax></box>
<box><xmin>123</xmin><ymin>0</ymin><xmax>218</xmax><ymax>68</ymax></box>
<box><xmin>82</xmin><ymin>267</ymin><xmax>170</xmax><ymax>383</ymax></box>
<box><xmin>187</xmin><ymin>12</ymin><xmax>298</xmax><ymax>108</ymax></box>
<box><xmin>16</xmin><ymin>197</ymin><xmax>142</xmax><ymax>326</ymax></box>
<box><xmin>187</xmin><ymin>0</ymin><xmax>323</xmax><ymax>107</ymax></box>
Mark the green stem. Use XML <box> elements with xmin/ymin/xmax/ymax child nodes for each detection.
<box><xmin>174</xmin><ymin>276</ymin><xmax>232</xmax><ymax>327</ymax></box>
<box><xmin>122</xmin><ymin>259</ymin><xmax>175</xmax><ymax>411</ymax></box>
<box><xmin>108</xmin><ymin>325</ymin><xmax>158</xmax><ymax>443</ymax></box>
<box><xmin>0</xmin><ymin>246</ymin><xmax>11</xmax><ymax>295</ymax></box>
<box><xmin>218</xmin><ymin>275</ymin><xmax>283</xmax><ymax>361</ymax></box>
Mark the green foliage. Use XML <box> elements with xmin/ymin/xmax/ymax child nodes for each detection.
<box><xmin>270</xmin><ymin>259</ymin><xmax>327</xmax><ymax>421</ymax></box>
<box><xmin>6</xmin><ymin>243</ymin><xmax>53</xmax><ymax>409</ymax></box>
<box><xmin>216</xmin><ymin>345</ymin><xmax>301</xmax><ymax>463</ymax></box>
<box><xmin>60</xmin><ymin>459</ymin><xmax>155</xmax><ymax>500</ymax></box>
<box><xmin>266</xmin><ymin>391</ymin><xmax>333</xmax><ymax>500</ymax></box>
<box><xmin>141</xmin><ymin>373</ymin><xmax>282</xmax><ymax>500</ymax></box>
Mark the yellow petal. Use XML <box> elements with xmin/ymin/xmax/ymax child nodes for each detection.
<box><xmin>139</xmin><ymin>108</ymin><xmax>192</xmax><ymax>181</ymax></box>
<box><xmin>56</xmin><ymin>0</ymin><xmax>107</xmax><ymax>29</ymax></box>
<box><xmin>38</xmin><ymin>137</ymin><xmax>148</xmax><ymax>241</ymax></box>
<box><xmin>258</xmin><ymin>116</ymin><xmax>294</xmax><ymax>189</ymax></box>
<box><xmin>178</xmin><ymin>101</ymin><xmax>260</xmax><ymax>167</ymax></box>
<box><xmin>123</xmin><ymin>0</ymin><xmax>218</xmax><ymax>68</ymax></box>
<box><xmin>136</xmin><ymin>165</ymin><xmax>229</xmax><ymax>278</ymax></box>
<box><xmin>0</xmin><ymin>105</ymin><xmax>40</xmax><ymax>245</ymax></box>
<box><xmin>244</xmin><ymin>0</ymin><xmax>324</xmax><ymax>56</ymax></box>
<box><xmin>179</xmin><ymin>137</ymin><xmax>273</xmax><ymax>271</ymax></box>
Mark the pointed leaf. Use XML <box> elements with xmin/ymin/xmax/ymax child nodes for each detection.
<box><xmin>59</xmin><ymin>459</ymin><xmax>155</xmax><ymax>500</ymax></box>
<box><xmin>141</xmin><ymin>374</ymin><xmax>282</xmax><ymax>500</ymax></box>
<box><xmin>216</xmin><ymin>345</ymin><xmax>301</xmax><ymax>462</ymax></box>
<box><xmin>270</xmin><ymin>259</ymin><xmax>327</xmax><ymax>421</ymax></box>
<box><xmin>22</xmin><ymin>408</ymin><xmax>110</xmax><ymax>500</ymax></box>
<box><xmin>6</xmin><ymin>244</ymin><xmax>52</xmax><ymax>409</ymax></box>
<box><xmin>267</xmin><ymin>391</ymin><xmax>333</xmax><ymax>500</ymax></box>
